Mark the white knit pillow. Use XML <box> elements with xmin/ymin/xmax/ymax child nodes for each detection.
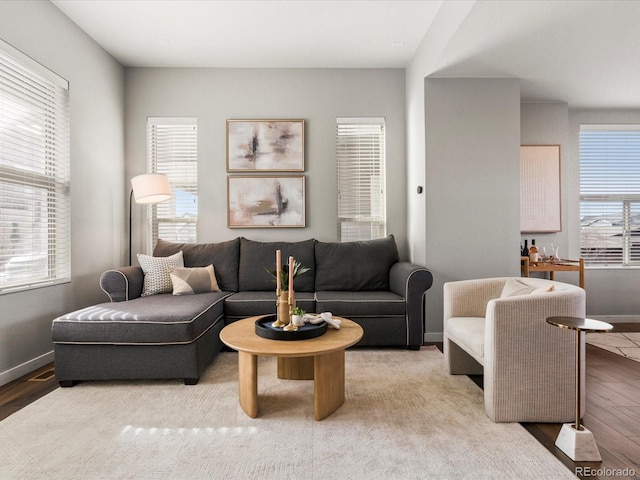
<box><xmin>137</xmin><ymin>251</ymin><xmax>184</xmax><ymax>296</ymax></box>
<box><xmin>531</xmin><ymin>284</ymin><xmax>555</xmax><ymax>295</ymax></box>
<box><xmin>500</xmin><ymin>278</ymin><xmax>537</xmax><ymax>298</ymax></box>
<box><xmin>501</xmin><ymin>278</ymin><xmax>556</xmax><ymax>298</ymax></box>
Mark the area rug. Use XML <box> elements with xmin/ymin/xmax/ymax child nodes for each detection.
<box><xmin>587</xmin><ymin>332</ymin><xmax>640</xmax><ymax>363</ymax></box>
<box><xmin>0</xmin><ymin>347</ymin><xmax>576</xmax><ymax>479</ymax></box>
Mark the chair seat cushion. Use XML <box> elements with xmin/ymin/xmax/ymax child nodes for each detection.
<box><xmin>446</xmin><ymin>317</ymin><xmax>486</xmax><ymax>364</ymax></box>
<box><xmin>52</xmin><ymin>291</ymin><xmax>228</xmax><ymax>345</ymax></box>
<box><xmin>315</xmin><ymin>291</ymin><xmax>405</xmax><ymax>316</ymax></box>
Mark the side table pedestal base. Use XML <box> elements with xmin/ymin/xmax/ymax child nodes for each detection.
<box><xmin>555</xmin><ymin>423</ymin><xmax>602</xmax><ymax>462</ymax></box>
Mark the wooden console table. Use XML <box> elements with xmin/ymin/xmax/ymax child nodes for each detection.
<box><xmin>521</xmin><ymin>256</ymin><xmax>585</xmax><ymax>289</ymax></box>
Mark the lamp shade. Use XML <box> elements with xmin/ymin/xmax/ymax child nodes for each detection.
<box><xmin>130</xmin><ymin>173</ymin><xmax>172</xmax><ymax>204</ymax></box>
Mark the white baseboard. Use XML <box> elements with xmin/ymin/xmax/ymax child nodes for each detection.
<box><xmin>588</xmin><ymin>315</ymin><xmax>640</xmax><ymax>323</ymax></box>
<box><xmin>0</xmin><ymin>350</ymin><xmax>54</xmax><ymax>387</ymax></box>
<box><xmin>424</xmin><ymin>332</ymin><xmax>443</xmax><ymax>343</ymax></box>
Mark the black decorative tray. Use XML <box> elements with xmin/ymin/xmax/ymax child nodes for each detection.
<box><xmin>255</xmin><ymin>315</ymin><xmax>327</xmax><ymax>341</ymax></box>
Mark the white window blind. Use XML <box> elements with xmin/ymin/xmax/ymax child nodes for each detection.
<box><xmin>147</xmin><ymin>117</ymin><xmax>198</xmax><ymax>251</ymax></box>
<box><xmin>336</xmin><ymin>117</ymin><xmax>386</xmax><ymax>242</ymax></box>
<box><xmin>580</xmin><ymin>126</ymin><xmax>640</xmax><ymax>266</ymax></box>
<box><xmin>0</xmin><ymin>39</ymin><xmax>70</xmax><ymax>293</ymax></box>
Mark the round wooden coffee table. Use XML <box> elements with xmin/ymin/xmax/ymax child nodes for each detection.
<box><xmin>220</xmin><ymin>316</ymin><xmax>363</xmax><ymax>421</ymax></box>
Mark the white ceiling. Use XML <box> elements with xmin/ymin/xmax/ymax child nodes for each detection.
<box><xmin>433</xmin><ymin>0</ymin><xmax>640</xmax><ymax>109</ymax></box>
<box><xmin>52</xmin><ymin>0</ymin><xmax>640</xmax><ymax>109</ymax></box>
<box><xmin>51</xmin><ymin>0</ymin><xmax>442</xmax><ymax>68</ymax></box>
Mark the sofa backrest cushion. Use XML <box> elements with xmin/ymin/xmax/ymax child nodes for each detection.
<box><xmin>238</xmin><ymin>238</ymin><xmax>315</xmax><ymax>292</ymax></box>
<box><xmin>314</xmin><ymin>235</ymin><xmax>399</xmax><ymax>291</ymax></box>
<box><xmin>153</xmin><ymin>238</ymin><xmax>240</xmax><ymax>292</ymax></box>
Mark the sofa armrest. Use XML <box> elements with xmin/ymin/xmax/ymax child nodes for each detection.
<box><xmin>99</xmin><ymin>266</ymin><xmax>144</xmax><ymax>302</ymax></box>
<box><xmin>389</xmin><ymin>262</ymin><xmax>433</xmax><ymax>347</ymax></box>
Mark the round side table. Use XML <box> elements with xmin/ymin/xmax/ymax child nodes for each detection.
<box><xmin>546</xmin><ymin>316</ymin><xmax>613</xmax><ymax>462</ymax></box>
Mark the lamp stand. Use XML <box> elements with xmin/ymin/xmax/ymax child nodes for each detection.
<box><xmin>128</xmin><ymin>189</ymin><xmax>134</xmax><ymax>266</ymax></box>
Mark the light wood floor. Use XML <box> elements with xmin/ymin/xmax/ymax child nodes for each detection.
<box><xmin>1</xmin><ymin>324</ymin><xmax>639</xmax><ymax>479</ymax></box>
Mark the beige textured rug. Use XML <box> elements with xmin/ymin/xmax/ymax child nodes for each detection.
<box><xmin>0</xmin><ymin>347</ymin><xmax>576</xmax><ymax>479</ymax></box>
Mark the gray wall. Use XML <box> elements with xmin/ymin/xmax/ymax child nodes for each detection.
<box><xmin>125</xmin><ymin>68</ymin><xmax>408</xmax><ymax>258</ymax></box>
<box><xmin>520</xmin><ymin>103</ymin><xmax>573</xmax><ymax>260</ymax></box>
<box><xmin>405</xmin><ymin>0</ymin><xmax>475</xmax><ymax>266</ymax></box>
<box><xmin>0</xmin><ymin>1</ymin><xmax>125</xmax><ymax>385</ymax></box>
<box><xmin>422</xmin><ymin>78</ymin><xmax>521</xmax><ymax>341</ymax></box>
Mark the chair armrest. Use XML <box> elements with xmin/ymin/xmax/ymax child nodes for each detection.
<box><xmin>389</xmin><ymin>262</ymin><xmax>433</xmax><ymax>347</ymax></box>
<box><xmin>485</xmin><ymin>289</ymin><xmax>586</xmax><ymax>354</ymax></box>
<box><xmin>483</xmin><ymin>289</ymin><xmax>586</xmax><ymax>421</ymax></box>
<box><xmin>443</xmin><ymin>278</ymin><xmax>507</xmax><ymax>321</ymax></box>
<box><xmin>99</xmin><ymin>266</ymin><xmax>144</xmax><ymax>302</ymax></box>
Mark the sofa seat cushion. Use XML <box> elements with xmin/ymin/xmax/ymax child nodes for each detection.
<box><xmin>314</xmin><ymin>291</ymin><xmax>405</xmax><ymax>316</ymax></box>
<box><xmin>52</xmin><ymin>291</ymin><xmax>228</xmax><ymax>345</ymax></box>
<box><xmin>224</xmin><ymin>291</ymin><xmax>315</xmax><ymax>319</ymax></box>
<box><xmin>446</xmin><ymin>317</ymin><xmax>485</xmax><ymax>364</ymax></box>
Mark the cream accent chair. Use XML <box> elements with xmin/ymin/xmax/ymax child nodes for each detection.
<box><xmin>443</xmin><ymin>277</ymin><xmax>586</xmax><ymax>423</ymax></box>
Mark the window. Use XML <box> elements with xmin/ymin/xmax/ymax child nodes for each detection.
<box><xmin>147</xmin><ymin>117</ymin><xmax>197</xmax><ymax>251</ymax></box>
<box><xmin>0</xmin><ymin>39</ymin><xmax>70</xmax><ymax>293</ymax></box>
<box><xmin>336</xmin><ymin>117</ymin><xmax>386</xmax><ymax>242</ymax></box>
<box><xmin>580</xmin><ymin>126</ymin><xmax>640</xmax><ymax>266</ymax></box>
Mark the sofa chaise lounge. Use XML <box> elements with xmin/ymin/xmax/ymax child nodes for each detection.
<box><xmin>52</xmin><ymin>236</ymin><xmax>433</xmax><ymax>386</ymax></box>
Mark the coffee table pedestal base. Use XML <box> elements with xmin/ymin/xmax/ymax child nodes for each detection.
<box><xmin>278</xmin><ymin>356</ymin><xmax>314</xmax><ymax>380</ymax></box>
<box><xmin>238</xmin><ymin>351</ymin><xmax>346</xmax><ymax>421</ymax></box>
<box><xmin>313</xmin><ymin>350</ymin><xmax>345</xmax><ymax>421</ymax></box>
<box><xmin>238</xmin><ymin>351</ymin><xmax>258</xmax><ymax>418</ymax></box>
<box><xmin>555</xmin><ymin>423</ymin><xmax>602</xmax><ymax>462</ymax></box>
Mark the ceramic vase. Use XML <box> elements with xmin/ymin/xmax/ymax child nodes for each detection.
<box><xmin>277</xmin><ymin>291</ymin><xmax>291</xmax><ymax>326</ymax></box>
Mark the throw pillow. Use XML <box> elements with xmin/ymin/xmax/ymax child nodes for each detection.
<box><xmin>169</xmin><ymin>265</ymin><xmax>220</xmax><ymax>295</ymax></box>
<box><xmin>500</xmin><ymin>278</ymin><xmax>538</xmax><ymax>298</ymax></box>
<box><xmin>137</xmin><ymin>251</ymin><xmax>184</xmax><ymax>296</ymax></box>
<box><xmin>531</xmin><ymin>284</ymin><xmax>556</xmax><ymax>295</ymax></box>
<box><xmin>314</xmin><ymin>235</ymin><xmax>399</xmax><ymax>291</ymax></box>
<box><xmin>154</xmin><ymin>238</ymin><xmax>241</xmax><ymax>292</ymax></box>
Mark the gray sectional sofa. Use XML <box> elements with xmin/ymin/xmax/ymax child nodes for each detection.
<box><xmin>52</xmin><ymin>235</ymin><xmax>433</xmax><ymax>386</ymax></box>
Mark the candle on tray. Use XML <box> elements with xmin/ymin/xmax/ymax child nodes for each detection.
<box><xmin>288</xmin><ymin>256</ymin><xmax>294</xmax><ymax>300</ymax></box>
<box><xmin>276</xmin><ymin>250</ymin><xmax>282</xmax><ymax>292</ymax></box>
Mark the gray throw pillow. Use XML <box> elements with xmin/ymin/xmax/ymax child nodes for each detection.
<box><xmin>315</xmin><ymin>235</ymin><xmax>399</xmax><ymax>291</ymax></box>
<box><xmin>137</xmin><ymin>251</ymin><xmax>184</xmax><ymax>296</ymax></box>
<box><xmin>238</xmin><ymin>238</ymin><xmax>315</xmax><ymax>292</ymax></box>
<box><xmin>153</xmin><ymin>238</ymin><xmax>240</xmax><ymax>291</ymax></box>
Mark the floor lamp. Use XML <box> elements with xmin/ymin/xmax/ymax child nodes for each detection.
<box><xmin>129</xmin><ymin>173</ymin><xmax>172</xmax><ymax>265</ymax></box>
